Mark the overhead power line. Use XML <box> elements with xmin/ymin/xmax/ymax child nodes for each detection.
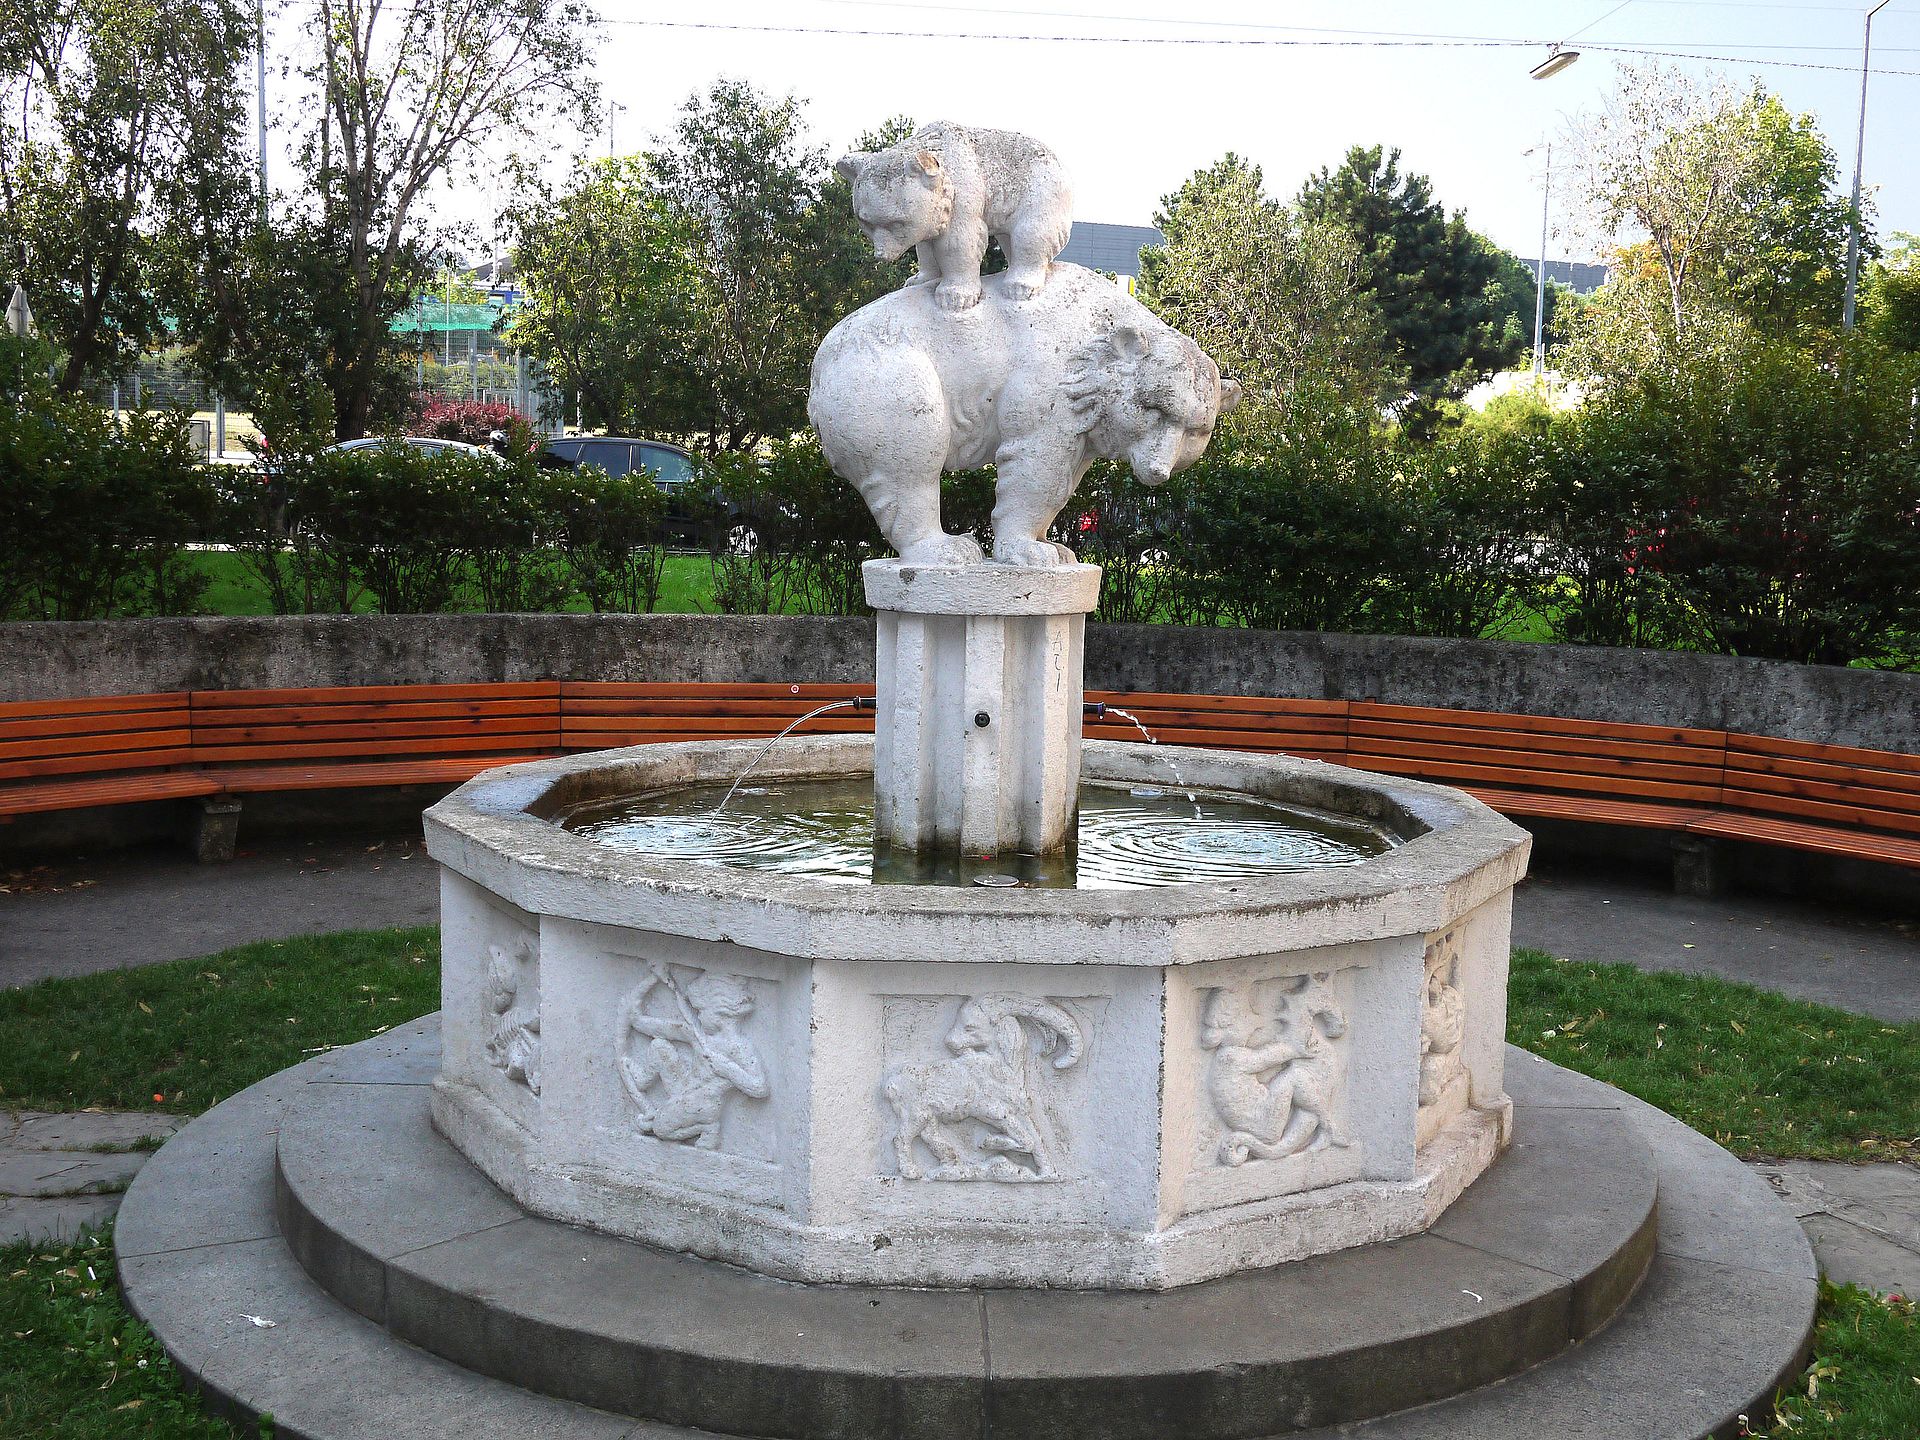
<box><xmin>594</xmin><ymin>14</ymin><xmax>1920</xmax><ymax>76</ymax></box>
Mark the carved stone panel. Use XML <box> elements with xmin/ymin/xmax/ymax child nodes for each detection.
<box><xmin>1197</xmin><ymin>971</ymin><xmax>1353</xmax><ymax>1169</ymax></box>
<box><xmin>1417</xmin><ymin>927</ymin><xmax>1470</xmax><ymax>1148</ymax></box>
<box><xmin>615</xmin><ymin>961</ymin><xmax>770</xmax><ymax>1154</ymax></box>
<box><xmin>483</xmin><ymin>936</ymin><xmax>542</xmax><ymax>1096</ymax></box>
<box><xmin>880</xmin><ymin>993</ymin><xmax>1091</xmax><ymax>1183</ymax></box>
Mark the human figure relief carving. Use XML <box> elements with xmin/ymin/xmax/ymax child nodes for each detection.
<box><xmin>1420</xmin><ymin>930</ymin><xmax>1467</xmax><ymax>1109</ymax></box>
<box><xmin>1200</xmin><ymin>973</ymin><xmax>1351</xmax><ymax>1167</ymax></box>
<box><xmin>836</xmin><ymin>122</ymin><xmax>1073</xmax><ymax>312</ymax></box>
<box><xmin>884</xmin><ymin>994</ymin><xmax>1085</xmax><ymax>1182</ymax></box>
<box><xmin>483</xmin><ymin>938</ymin><xmax>541</xmax><ymax>1095</ymax></box>
<box><xmin>617</xmin><ymin>961</ymin><xmax>769</xmax><ymax>1149</ymax></box>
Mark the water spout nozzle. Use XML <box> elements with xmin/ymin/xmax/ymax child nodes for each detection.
<box><xmin>853</xmin><ymin>696</ymin><xmax>877</xmax><ymax>712</ymax></box>
<box><xmin>1084</xmin><ymin>702</ymin><xmax>1107</xmax><ymax>719</ymax></box>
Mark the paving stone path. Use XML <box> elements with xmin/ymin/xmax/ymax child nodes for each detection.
<box><xmin>0</xmin><ymin>1108</ymin><xmax>186</xmax><ymax>1248</ymax></box>
<box><xmin>1752</xmin><ymin>1159</ymin><xmax>1920</xmax><ymax>1297</ymax></box>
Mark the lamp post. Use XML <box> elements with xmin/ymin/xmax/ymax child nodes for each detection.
<box><xmin>1523</xmin><ymin>144</ymin><xmax>1554</xmax><ymax>376</ymax></box>
<box><xmin>1842</xmin><ymin>0</ymin><xmax>1893</xmax><ymax>331</ymax></box>
<box><xmin>1525</xmin><ymin>42</ymin><xmax>1580</xmax><ymax>378</ymax></box>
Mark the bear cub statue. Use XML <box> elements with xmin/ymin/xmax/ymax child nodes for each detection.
<box><xmin>836</xmin><ymin>122</ymin><xmax>1073</xmax><ymax>314</ymax></box>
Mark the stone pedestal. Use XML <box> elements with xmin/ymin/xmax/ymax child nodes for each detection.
<box><xmin>864</xmin><ymin>559</ymin><xmax>1101</xmax><ymax>859</ymax></box>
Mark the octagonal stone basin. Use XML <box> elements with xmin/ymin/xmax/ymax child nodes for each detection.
<box><xmin>424</xmin><ymin>735</ymin><xmax>1531</xmax><ymax>1291</ymax></box>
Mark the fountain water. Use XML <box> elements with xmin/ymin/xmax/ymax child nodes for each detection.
<box><xmin>1105</xmin><ymin>704</ymin><xmax>1202</xmax><ymax>811</ymax></box>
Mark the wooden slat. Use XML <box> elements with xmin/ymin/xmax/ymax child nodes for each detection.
<box><xmin>1349</xmin><ymin>738</ymin><xmax>1721</xmax><ymax>787</ymax></box>
<box><xmin>1723</xmin><ymin>749</ymin><xmax>1920</xmax><ymax>800</ymax></box>
<box><xmin>0</xmin><ymin>727</ymin><xmax>194</xmax><ymax>763</ymax></box>
<box><xmin>195</xmin><ymin>698</ymin><xmax>557</xmax><ymax>726</ymax></box>
<box><xmin>1729</xmin><ymin>732</ymin><xmax>1920</xmax><ymax>777</ymax></box>
<box><xmin>209</xmin><ymin>755</ymin><xmax>545</xmax><ymax>794</ymax></box>
<box><xmin>190</xmin><ymin>681</ymin><xmax>561</xmax><ymax>707</ymax></box>
<box><xmin>1349</xmin><ymin>752</ymin><xmax>1725</xmax><ymax>804</ymax></box>
<box><xmin>193</xmin><ymin>717</ymin><xmax>560</xmax><ymax>746</ymax></box>
<box><xmin>1686</xmin><ymin>812</ymin><xmax>1920</xmax><ymax>869</ymax></box>
<box><xmin>1089</xmin><ymin>690</ymin><xmax>1350</xmax><ymax>716</ymax></box>
<box><xmin>561</xmin><ymin>699</ymin><xmax>875</xmax><ymax>720</ymax></box>
<box><xmin>1721</xmin><ymin>768</ymin><xmax>1920</xmax><ymax>817</ymax></box>
<box><xmin>193</xmin><ymin>734</ymin><xmax>560</xmax><ymax>766</ymax></box>
<box><xmin>0</xmin><ymin>746</ymin><xmax>197</xmax><ymax>783</ymax></box>
<box><xmin>1348</xmin><ymin>717</ymin><xmax>1726</xmax><ymax>769</ymax></box>
<box><xmin>1459</xmin><ymin>786</ymin><xmax>1713</xmax><ymax>831</ymax></box>
<box><xmin>564</xmin><ymin>714</ymin><xmax>872</xmax><ymax>735</ymax></box>
<box><xmin>560</xmin><ymin>681</ymin><xmax>871</xmax><ymax>700</ymax></box>
<box><xmin>1350</xmin><ymin>701</ymin><xmax>1724</xmax><ymax>747</ymax></box>
<box><xmin>1715</xmin><ymin>788</ymin><xmax>1920</xmax><ymax>837</ymax></box>
<box><xmin>0</xmin><ymin>771</ymin><xmax>218</xmax><ymax>815</ymax></box>
<box><xmin>0</xmin><ymin>692</ymin><xmax>188</xmax><ymax>720</ymax></box>
<box><xmin>0</xmin><ymin>708</ymin><xmax>192</xmax><ymax>743</ymax></box>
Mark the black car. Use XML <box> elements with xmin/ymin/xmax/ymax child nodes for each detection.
<box><xmin>538</xmin><ymin>436</ymin><xmax>763</xmax><ymax>553</ymax></box>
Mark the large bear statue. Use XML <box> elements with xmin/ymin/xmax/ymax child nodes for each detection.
<box><xmin>808</xmin><ymin>263</ymin><xmax>1241</xmax><ymax>568</ymax></box>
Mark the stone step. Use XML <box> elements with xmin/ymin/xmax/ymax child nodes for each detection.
<box><xmin>274</xmin><ymin>1042</ymin><xmax>1657</xmax><ymax>1440</ymax></box>
<box><xmin>114</xmin><ymin>1023</ymin><xmax>1814</xmax><ymax>1440</ymax></box>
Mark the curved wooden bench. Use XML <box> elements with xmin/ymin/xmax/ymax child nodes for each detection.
<box><xmin>3</xmin><ymin>682</ymin><xmax>1917</xmax><ymax>883</ymax></box>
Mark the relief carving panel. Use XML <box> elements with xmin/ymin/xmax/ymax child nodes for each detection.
<box><xmin>1199</xmin><ymin>971</ymin><xmax>1352</xmax><ymax>1168</ymax></box>
<box><xmin>882</xmin><ymin>993</ymin><xmax>1088</xmax><ymax>1182</ymax></box>
<box><xmin>483</xmin><ymin>937</ymin><xmax>542</xmax><ymax>1095</ymax></box>
<box><xmin>1417</xmin><ymin>928</ymin><xmax>1470</xmax><ymax>1146</ymax></box>
<box><xmin>616</xmin><ymin>960</ymin><xmax>770</xmax><ymax>1150</ymax></box>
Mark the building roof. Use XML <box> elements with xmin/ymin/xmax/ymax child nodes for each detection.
<box><xmin>1515</xmin><ymin>259</ymin><xmax>1610</xmax><ymax>294</ymax></box>
<box><xmin>1059</xmin><ymin>222</ymin><xmax>1165</xmax><ymax>279</ymax></box>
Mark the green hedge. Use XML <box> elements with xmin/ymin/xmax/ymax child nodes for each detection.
<box><xmin>5</xmin><ymin>332</ymin><xmax>1918</xmax><ymax>666</ymax></box>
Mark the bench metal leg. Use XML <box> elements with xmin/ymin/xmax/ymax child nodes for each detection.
<box><xmin>190</xmin><ymin>796</ymin><xmax>243</xmax><ymax>864</ymax></box>
<box><xmin>1671</xmin><ymin>836</ymin><xmax>1725</xmax><ymax>897</ymax></box>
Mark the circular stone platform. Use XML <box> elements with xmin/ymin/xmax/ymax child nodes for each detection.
<box><xmin>277</xmin><ymin>1054</ymin><xmax>1653</xmax><ymax>1440</ymax></box>
<box><xmin>114</xmin><ymin>1019</ymin><xmax>1819</xmax><ymax>1440</ymax></box>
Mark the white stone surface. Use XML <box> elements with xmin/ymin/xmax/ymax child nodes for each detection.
<box><xmin>835</xmin><ymin>122</ymin><xmax>1074</xmax><ymax>312</ymax></box>
<box><xmin>809</xmin><ymin>264</ymin><xmax>1241</xmax><ymax>568</ymax></box>
<box><xmin>426</xmin><ymin>736</ymin><xmax>1530</xmax><ymax>1290</ymax></box>
<box><xmin>868</xmin><ymin>558</ymin><xmax>1097</xmax><ymax>857</ymax></box>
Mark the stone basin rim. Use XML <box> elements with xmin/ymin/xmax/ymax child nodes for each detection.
<box><xmin>423</xmin><ymin>735</ymin><xmax>1532</xmax><ymax>964</ymax></box>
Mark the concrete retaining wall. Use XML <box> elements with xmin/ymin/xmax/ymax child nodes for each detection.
<box><xmin>2</xmin><ymin>615</ymin><xmax>1914</xmax><ymax>753</ymax></box>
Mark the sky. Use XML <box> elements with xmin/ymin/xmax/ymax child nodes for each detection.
<box><xmin>277</xmin><ymin>0</ymin><xmax>1920</xmax><ymax>266</ymax></box>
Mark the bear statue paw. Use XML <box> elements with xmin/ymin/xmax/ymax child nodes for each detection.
<box><xmin>992</xmin><ymin>537</ymin><xmax>1076</xmax><ymax>567</ymax></box>
<box><xmin>934</xmin><ymin>280</ymin><xmax>983</xmax><ymax>312</ymax></box>
<box><xmin>1002</xmin><ymin>275</ymin><xmax>1044</xmax><ymax>301</ymax></box>
<box><xmin>899</xmin><ymin>532</ymin><xmax>985</xmax><ymax>566</ymax></box>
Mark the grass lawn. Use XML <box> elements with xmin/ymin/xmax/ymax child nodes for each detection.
<box><xmin>0</xmin><ymin>931</ymin><xmax>1914</xmax><ymax>1437</ymax></box>
<box><xmin>1509</xmin><ymin>949</ymin><xmax>1920</xmax><ymax>1163</ymax></box>
<box><xmin>182</xmin><ymin>549</ymin><xmax>720</xmax><ymax>618</ymax></box>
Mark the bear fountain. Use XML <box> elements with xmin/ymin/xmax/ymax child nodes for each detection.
<box><xmin>117</xmin><ymin>121</ymin><xmax>1817</xmax><ymax>1440</ymax></box>
<box><xmin>424</xmin><ymin>123</ymin><xmax>1527</xmax><ymax>1290</ymax></box>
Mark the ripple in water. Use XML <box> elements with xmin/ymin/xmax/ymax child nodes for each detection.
<box><xmin>559</xmin><ymin>778</ymin><xmax>1395</xmax><ymax>890</ymax></box>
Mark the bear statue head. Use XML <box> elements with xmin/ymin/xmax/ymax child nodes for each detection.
<box><xmin>1065</xmin><ymin>324</ymin><xmax>1243</xmax><ymax>487</ymax></box>
<box><xmin>835</xmin><ymin>145</ymin><xmax>956</xmax><ymax>263</ymax></box>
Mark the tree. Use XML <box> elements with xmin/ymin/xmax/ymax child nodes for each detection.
<box><xmin>632</xmin><ymin>80</ymin><xmax>903</xmax><ymax>452</ymax></box>
<box><xmin>289</xmin><ymin>0</ymin><xmax>595</xmax><ymax>438</ymax></box>
<box><xmin>0</xmin><ymin>0</ymin><xmax>254</xmax><ymax>389</ymax></box>
<box><xmin>1564</xmin><ymin>64</ymin><xmax>1858</xmax><ymax>357</ymax></box>
<box><xmin>504</xmin><ymin>156</ymin><xmax>702</xmax><ymax>434</ymax></box>
<box><xmin>1138</xmin><ymin>154</ymin><xmax>1392</xmax><ymax>422</ymax></box>
<box><xmin>1861</xmin><ymin>233</ymin><xmax>1920</xmax><ymax>354</ymax></box>
<box><xmin>1297</xmin><ymin>145</ymin><xmax>1529</xmax><ymax>426</ymax></box>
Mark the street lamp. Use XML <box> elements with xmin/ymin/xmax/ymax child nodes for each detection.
<box><xmin>1522</xmin><ymin>36</ymin><xmax>1581</xmax><ymax>377</ymax></box>
<box><xmin>1842</xmin><ymin>0</ymin><xmax>1893</xmax><ymax>331</ymax></box>
<box><xmin>1530</xmin><ymin>47</ymin><xmax>1581</xmax><ymax>80</ymax></box>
